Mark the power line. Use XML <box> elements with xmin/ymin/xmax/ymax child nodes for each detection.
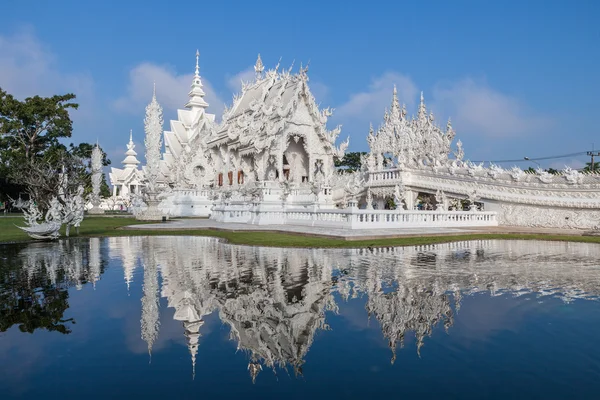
<box><xmin>470</xmin><ymin>151</ymin><xmax>590</xmax><ymax>164</ymax></box>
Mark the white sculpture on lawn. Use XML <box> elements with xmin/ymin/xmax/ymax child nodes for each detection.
<box><xmin>88</xmin><ymin>143</ymin><xmax>105</xmax><ymax>214</ymax></box>
<box><xmin>17</xmin><ymin>174</ymin><xmax>85</xmax><ymax>240</ymax></box>
<box><xmin>136</xmin><ymin>84</ymin><xmax>167</xmax><ymax>221</ymax></box>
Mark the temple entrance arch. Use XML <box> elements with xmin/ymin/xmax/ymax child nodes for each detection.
<box><xmin>283</xmin><ymin>135</ymin><xmax>309</xmax><ymax>183</ymax></box>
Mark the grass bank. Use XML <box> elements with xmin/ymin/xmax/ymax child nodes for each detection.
<box><xmin>1</xmin><ymin>215</ymin><xmax>599</xmax><ymax>248</ymax></box>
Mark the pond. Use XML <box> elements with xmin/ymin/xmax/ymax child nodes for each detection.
<box><xmin>1</xmin><ymin>237</ymin><xmax>600</xmax><ymax>399</ymax></box>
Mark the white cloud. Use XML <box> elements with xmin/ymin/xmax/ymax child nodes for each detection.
<box><xmin>431</xmin><ymin>78</ymin><xmax>552</xmax><ymax>138</ymax></box>
<box><xmin>0</xmin><ymin>28</ymin><xmax>95</xmax><ymax>122</ymax></box>
<box><xmin>331</xmin><ymin>71</ymin><xmax>554</xmax><ymax>151</ymax></box>
<box><xmin>226</xmin><ymin>67</ymin><xmax>255</xmax><ymax>94</ymax></box>
<box><xmin>335</xmin><ymin>71</ymin><xmax>418</xmax><ymax>123</ymax></box>
<box><xmin>113</xmin><ymin>62</ymin><xmax>226</xmax><ymax>119</ymax></box>
<box><xmin>330</xmin><ymin>72</ymin><xmax>417</xmax><ymax>149</ymax></box>
<box><xmin>309</xmin><ymin>81</ymin><xmax>330</xmax><ymax>104</ymax></box>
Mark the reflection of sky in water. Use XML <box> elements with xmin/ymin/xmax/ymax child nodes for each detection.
<box><xmin>1</xmin><ymin>238</ymin><xmax>600</xmax><ymax>399</ymax></box>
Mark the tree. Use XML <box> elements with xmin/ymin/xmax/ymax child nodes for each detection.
<box><xmin>0</xmin><ymin>88</ymin><xmax>111</xmax><ymax>209</ymax></box>
<box><xmin>0</xmin><ymin>88</ymin><xmax>78</xmax><ymax>165</ymax></box>
<box><xmin>583</xmin><ymin>162</ymin><xmax>600</xmax><ymax>173</ymax></box>
<box><xmin>335</xmin><ymin>152</ymin><xmax>367</xmax><ymax>172</ymax></box>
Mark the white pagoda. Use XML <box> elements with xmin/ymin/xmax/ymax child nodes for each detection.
<box><xmin>108</xmin><ymin>130</ymin><xmax>144</xmax><ymax>208</ymax></box>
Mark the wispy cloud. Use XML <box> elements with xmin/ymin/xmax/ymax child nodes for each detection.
<box><xmin>0</xmin><ymin>27</ymin><xmax>95</xmax><ymax>122</ymax></box>
<box><xmin>112</xmin><ymin>62</ymin><xmax>225</xmax><ymax>119</ymax></box>
<box><xmin>431</xmin><ymin>78</ymin><xmax>553</xmax><ymax>138</ymax></box>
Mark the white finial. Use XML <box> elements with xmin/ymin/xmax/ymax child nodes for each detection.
<box><xmin>254</xmin><ymin>53</ymin><xmax>264</xmax><ymax>77</ymax></box>
<box><xmin>420</xmin><ymin>91</ymin><xmax>424</xmax><ymax>103</ymax></box>
<box><xmin>129</xmin><ymin>129</ymin><xmax>133</xmax><ymax>143</ymax></box>
<box><xmin>393</xmin><ymin>84</ymin><xmax>397</xmax><ymax>95</ymax></box>
<box><xmin>195</xmin><ymin>49</ymin><xmax>200</xmax><ymax>77</ymax></box>
<box><xmin>153</xmin><ymin>81</ymin><xmax>156</xmax><ymax>99</ymax></box>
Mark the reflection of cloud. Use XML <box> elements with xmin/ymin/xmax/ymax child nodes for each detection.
<box><xmin>0</xmin><ymin>331</ymin><xmax>57</xmax><ymax>396</ymax></box>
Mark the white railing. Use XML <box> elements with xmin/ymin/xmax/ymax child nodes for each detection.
<box><xmin>368</xmin><ymin>168</ymin><xmax>402</xmax><ymax>182</ymax></box>
<box><xmin>211</xmin><ymin>204</ymin><xmax>498</xmax><ymax>229</ymax></box>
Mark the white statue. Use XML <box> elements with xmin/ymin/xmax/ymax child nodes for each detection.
<box><xmin>88</xmin><ymin>143</ymin><xmax>105</xmax><ymax>214</ymax></box>
<box><xmin>365</xmin><ymin>188</ymin><xmax>374</xmax><ymax>210</ymax></box>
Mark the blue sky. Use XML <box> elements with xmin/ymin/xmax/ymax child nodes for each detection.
<box><xmin>1</xmin><ymin>0</ymin><xmax>599</xmax><ymax>170</ymax></box>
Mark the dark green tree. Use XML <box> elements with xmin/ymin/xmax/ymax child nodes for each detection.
<box><xmin>0</xmin><ymin>88</ymin><xmax>111</xmax><ymax>207</ymax></box>
<box><xmin>583</xmin><ymin>162</ymin><xmax>600</xmax><ymax>173</ymax></box>
<box><xmin>334</xmin><ymin>152</ymin><xmax>367</xmax><ymax>172</ymax></box>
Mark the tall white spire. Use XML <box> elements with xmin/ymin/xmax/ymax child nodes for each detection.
<box><xmin>144</xmin><ymin>87</ymin><xmax>164</xmax><ymax>193</ymax></box>
<box><xmin>185</xmin><ymin>49</ymin><xmax>209</xmax><ymax>110</ymax></box>
<box><xmin>90</xmin><ymin>143</ymin><xmax>103</xmax><ymax>208</ymax></box>
<box><xmin>122</xmin><ymin>129</ymin><xmax>140</xmax><ymax>169</ymax></box>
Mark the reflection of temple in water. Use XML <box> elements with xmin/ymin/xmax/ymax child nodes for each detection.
<box><xmin>4</xmin><ymin>237</ymin><xmax>600</xmax><ymax>381</ymax></box>
<box><xmin>109</xmin><ymin>237</ymin><xmax>600</xmax><ymax>381</ymax></box>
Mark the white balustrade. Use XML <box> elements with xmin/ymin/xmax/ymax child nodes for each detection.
<box><xmin>210</xmin><ymin>202</ymin><xmax>497</xmax><ymax>229</ymax></box>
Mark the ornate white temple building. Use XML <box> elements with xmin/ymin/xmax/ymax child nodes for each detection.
<box><xmin>109</xmin><ymin>130</ymin><xmax>144</xmax><ymax>203</ymax></box>
<box><xmin>109</xmin><ymin>52</ymin><xmax>600</xmax><ymax>230</ymax></box>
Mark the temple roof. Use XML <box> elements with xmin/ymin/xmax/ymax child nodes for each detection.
<box><xmin>207</xmin><ymin>58</ymin><xmax>344</xmax><ymax>154</ymax></box>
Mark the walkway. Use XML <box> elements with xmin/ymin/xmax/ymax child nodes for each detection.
<box><xmin>122</xmin><ymin>218</ymin><xmax>586</xmax><ymax>240</ymax></box>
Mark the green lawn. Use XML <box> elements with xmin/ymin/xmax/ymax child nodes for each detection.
<box><xmin>1</xmin><ymin>215</ymin><xmax>600</xmax><ymax>248</ymax></box>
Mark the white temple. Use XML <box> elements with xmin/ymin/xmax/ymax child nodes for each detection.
<box><xmin>109</xmin><ymin>130</ymin><xmax>144</xmax><ymax>207</ymax></box>
<box><xmin>107</xmin><ymin>51</ymin><xmax>600</xmax><ymax>230</ymax></box>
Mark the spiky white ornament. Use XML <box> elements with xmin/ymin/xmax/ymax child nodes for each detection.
<box><xmin>144</xmin><ymin>84</ymin><xmax>164</xmax><ymax>193</ymax></box>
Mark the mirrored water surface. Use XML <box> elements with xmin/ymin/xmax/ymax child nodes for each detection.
<box><xmin>1</xmin><ymin>237</ymin><xmax>600</xmax><ymax>399</ymax></box>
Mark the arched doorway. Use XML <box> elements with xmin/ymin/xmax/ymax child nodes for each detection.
<box><xmin>283</xmin><ymin>136</ymin><xmax>309</xmax><ymax>183</ymax></box>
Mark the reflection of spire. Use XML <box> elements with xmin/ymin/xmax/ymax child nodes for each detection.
<box><xmin>122</xmin><ymin>237</ymin><xmax>138</xmax><ymax>294</ymax></box>
<box><xmin>89</xmin><ymin>238</ymin><xmax>101</xmax><ymax>288</ymax></box>
<box><xmin>141</xmin><ymin>239</ymin><xmax>160</xmax><ymax>361</ymax></box>
<box><xmin>248</xmin><ymin>362</ymin><xmax>262</xmax><ymax>384</ymax></box>
<box><xmin>184</xmin><ymin>320</ymin><xmax>203</xmax><ymax>380</ymax></box>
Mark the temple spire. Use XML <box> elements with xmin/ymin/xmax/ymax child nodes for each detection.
<box><xmin>418</xmin><ymin>91</ymin><xmax>427</xmax><ymax>121</ymax></box>
<box><xmin>390</xmin><ymin>85</ymin><xmax>400</xmax><ymax>117</ymax></box>
<box><xmin>185</xmin><ymin>50</ymin><xmax>209</xmax><ymax>110</ymax></box>
<box><xmin>254</xmin><ymin>53</ymin><xmax>264</xmax><ymax>79</ymax></box>
<box><xmin>122</xmin><ymin>129</ymin><xmax>140</xmax><ymax>169</ymax></box>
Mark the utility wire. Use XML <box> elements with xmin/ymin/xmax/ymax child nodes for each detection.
<box><xmin>470</xmin><ymin>151</ymin><xmax>590</xmax><ymax>164</ymax></box>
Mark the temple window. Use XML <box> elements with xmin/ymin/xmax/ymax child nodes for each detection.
<box><xmin>238</xmin><ymin>170</ymin><xmax>244</xmax><ymax>184</ymax></box>
<box><xmin>228</xmin><ymin>171</ymin><xmax>233</xmax><ymax>185</ymax></box>
<box><xmin>218</xmin><ymin>173</ymin><xmax>223</xmax><ymax>186</ymax></box>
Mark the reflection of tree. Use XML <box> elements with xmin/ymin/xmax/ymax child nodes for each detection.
<box><xmin>0</xmin><ymin>239</ymin><xmax>106</xmax><ymax>334</ymax></box>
